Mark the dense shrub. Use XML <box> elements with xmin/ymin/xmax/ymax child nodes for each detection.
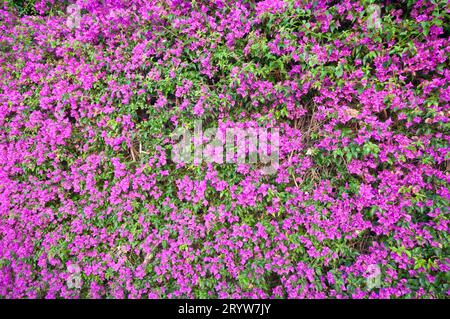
<box><xmin>0</xmin><ymin>0</ymin><xmax>449</xmax><ymax>298</ymax></box>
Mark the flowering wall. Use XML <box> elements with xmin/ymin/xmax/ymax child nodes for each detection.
<box><xmin>0</xmin><ymin>0</ymin><xmax>449</xmax><ymax>298</ymax></box>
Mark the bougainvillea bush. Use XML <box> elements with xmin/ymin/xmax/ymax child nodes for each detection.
<box><xmin>1</xmin><ymin>0</ymin><xmax>449</xmax><ymax>299</ymax></box>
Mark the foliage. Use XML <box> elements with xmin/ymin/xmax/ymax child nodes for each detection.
<box><xmin>0</xmin><ymin>0</ymin><xmax>449</xmax><ymax>298</ymax></box>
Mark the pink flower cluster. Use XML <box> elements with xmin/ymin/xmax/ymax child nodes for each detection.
<box><xmin>0</xmin><ymin>0</ymin><xmax>449</xmax><ymax>298</ymax></box>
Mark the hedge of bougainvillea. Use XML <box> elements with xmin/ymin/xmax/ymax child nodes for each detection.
<box><xmin>1</xmin><ymin>0</ymin><xmax>449</xmax><ymax>299</ymax></box>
